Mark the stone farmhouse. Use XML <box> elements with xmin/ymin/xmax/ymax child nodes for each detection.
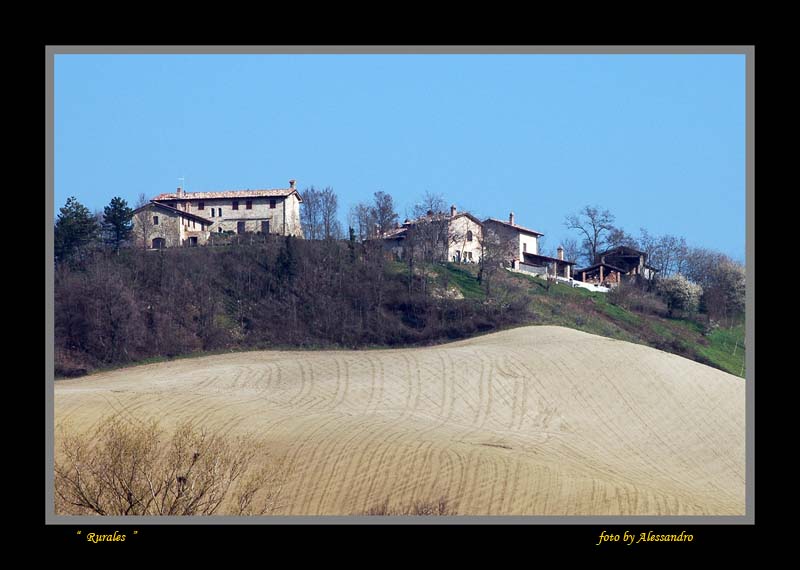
<box><xmin>483</xmin><ymin>213</ymin><xmax>575</xmax><ymax>279</ymax></box>
<box><xmin>382</xmin><ymin>205</ymin><xmax>484</xmax><ymax>263</ymax></box>
<box><xmin>133</xmin><ymin>180</ymin><xmax>304</xmax><ymax>248</ymax></box>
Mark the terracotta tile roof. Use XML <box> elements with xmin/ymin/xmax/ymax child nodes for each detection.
<box><xmin>153</xmin><ymin>188</ymin><xmax>302</xmax><ymax>202</ymax></box>
<box><xmin>483</xmin><ymin>218</ymin><xmax>544</xmax><ymax>236</ymax></box>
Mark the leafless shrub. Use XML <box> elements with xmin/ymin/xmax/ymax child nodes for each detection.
<box><xmin>361</xmin><ymin>495</ymin><xmax>456</xmax><ymax>516</ymax></box>
<box><xmin>608</xmin><ymin>284</ymin><xmax>667</xmax><ymax>317</ymax></box>
<box><xmin>54</xmin><ymin>417</ymin><xmax>284</xmax><ymax>516</ymax></box>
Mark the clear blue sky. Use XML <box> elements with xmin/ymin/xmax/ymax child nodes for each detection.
<box><xmin>54</xmin><ymin>53</ymin><xmax>745</xmax><ymax>261</ymax></box>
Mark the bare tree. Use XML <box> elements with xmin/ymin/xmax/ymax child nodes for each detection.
<box><xmin>477</xmin><ymin>226</ymin><xmax>508</xmax><ymax>297</ymax></box>
<box><xmin>406</xmin><ymin>216</ymin><xmax>449</xmax><ymax>263</ymax></box>
<box><xmin>300</xmin><ymin>186</ymin><xmax>321</xmax><ymax>240</ymax></box>
<box><xmin>405</xmin><ymin>192</ymin><xmax>451</xmax><ymax>263</ymax></box>
<box><xmin>655</xmin><ymin>234</ymin><xmax>689</xmax><ymax>277</ymax></box>
<box><xmin>319</xmin><ymin>187</ymin><xmax>342</xmax><ymax>240</ymax></box>
<box><xmin>606</xmin><ymin>227</ymin><xmax>639</xmax><ymax>250</ymax></box>
<box><xmin>302</xmin><ymin>186</ymin><xmax>341</xmax><ymax>240</ymax></box>
<box><xmin>348</xmin><ymin>202</ymin><xmax>376</xmax><ymax>242</ymax></box>
<box><xmin>132</xmin><ymin>193</ymin><xmax>154</xmax><ymax>250</ymax></box>
<box><xmin>55</xmin><ymin>416</ymin><xmax>285</xmax><ymax>516</ymax></box>
<box><xmin>372</xmin><ymin>191</ymin><xmax>398</xmax><ymax>236</ymax></box>
<box><xmin>637</xmin><ymin>228</ymin><xmax>688</xmax><ymax>277</ymax></box>
<box><xmin>559</xmin><ymin>238</ymin><xmax>581</xmax><ymax>264</ymax></box>
<box><xmin>413</xmin><ymin>190</ymin><xmax>447</xmax><ymax>217</ymax></box>
<box><xmin>637</xmin><ymin>228</ymin><xmax>659</xmax><ymax>269</ymax></box>
<box><xmin>564</xmin><ymin>206</ymin><xmax>616</xmax><ymax>265</ymax></box>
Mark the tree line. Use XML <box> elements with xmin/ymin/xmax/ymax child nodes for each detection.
<box><xmin>53</xmin><ymin>234</ymin><xmax>529</xmax><ymax>377</ymax></box>
<box><xmin>562</xmin><ymin>205</ymin><xmax>745</xmax><ymax>324</ymax></box>
<box><xmin>53</xmin><ymin>190</ymin><xmax>745</xmax><ymax>376</ymax></box>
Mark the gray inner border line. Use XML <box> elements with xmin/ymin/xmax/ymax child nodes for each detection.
<box><xmin>45</xmin><ymin>45</ymin><xmax>754</xmax><ymax>526</ymax></box>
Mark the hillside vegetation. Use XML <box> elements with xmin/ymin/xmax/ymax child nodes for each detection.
<box><xmin>448</xmin><ymin>265</ymin><xmax>746</xmax><ymax>377</ymax></box>
<box><xmin>54</xmin><ymin>237</ymin><xmax>745</xmax><ymax>378</ymax></box>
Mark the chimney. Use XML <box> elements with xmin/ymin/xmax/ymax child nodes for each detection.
<box><xmin>176</xmin><ymin>186</ymin><xmax>183</xmax><ymax>197</ymax></box>
<box><xmin>509</xmin><ymin>211</ymin><xmax>515</xmax><ymax>225</ymax></box>
<box><xmin>557</xmin><ymin>246</ymin><xmax>564</xmax><ymax>260</ymax></box>
<box><xmin>450</xmin><ymin>204</ymin><xmax>457</xmax><ymax>217</ymax></box>
<box><xmin>289</xmin><ymin>179</ymin><xmax>296</xmax><ymax>189</ymax></box>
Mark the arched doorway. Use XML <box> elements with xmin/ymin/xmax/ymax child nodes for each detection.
<box><xmin>152</xmin><ymin>238</ymin><xmax>166</xmax><ymax>249</ymax></box>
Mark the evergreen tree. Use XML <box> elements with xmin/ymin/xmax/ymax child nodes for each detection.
<box><xmin>276</xmin><ymin>236</ymin><xmax>298</xmax><ymax>283</ymax></box>
<box><xmin>348</xmin><ymin>226</ymin><xmax>356</xmax><ymax>262</ymax></box>
<box><xmin>102</xmin><ymin>196</ymin><xmax>134</xmax><ymax>252</ymax></box>
<box><xmin>54</xmin><ymin>196</ymin><xmax>100</xmax><ymax>263</ymax></box>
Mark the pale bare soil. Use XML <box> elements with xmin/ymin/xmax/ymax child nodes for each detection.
<box><xmin>54</xmin><ymin>326</ymin><xmax>745</xmax><ymax>515</ymax></box>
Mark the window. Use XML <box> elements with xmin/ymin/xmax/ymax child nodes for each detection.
<box><xmin>153</xmin><ymin>216</ymin><xmax>159</xmax><ymax>225</ymax></box>
<box><xmin>192</xmin><ymin>220</ymin><xmax>196</xmax><ymax>229</ymax></box>
<box><xmin>218</xmin><ymin>227</ymin><xmax>223</xmax><ymax>233</ymax></box>
<box><xmin>466</xmin><ymin>230</ymin><xmax>473</xmax><ymax>242</ymax></box>
<box><xmin>198</xmin><ymin>201</ymin><xmax>205</xmax><ymax>210</ymax></box>
<box><xmin>269</xmin><ymin>199</ymin><xmax>276</xmax><ymax>209</ymax></box>
<box><xmin>232</xmin><ymin>200</ymin><xmax>239</xmax><ymax>210</ymax></box>
<box><xmin>246</xmin><ymin>200</ymin><xmax>252</xmax><ymax>210</ymax></box>
<box><xmin>218</xmin><ymin>208</ymin><xmax>222</xmax><ymax>217</ymax></box>
<box><xmin>261</xmin><ymin>220</ymin><xmax>270</xmax><ymax>234</ymax></box>
<box><xmin>210</xmin><ymin>209</ymin><xmax>215</xmax><ymax>217</ymax></box>
<box><xmin>523</xmin><ymin>243</ymin><xmax>527</xmax><ymax>253</ymax></box>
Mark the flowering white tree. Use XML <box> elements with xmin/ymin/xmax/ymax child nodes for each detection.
<box><xmin>656</xmin><ymin>274</ymin><xmax>703</xmax><ymax>317</ymax></box>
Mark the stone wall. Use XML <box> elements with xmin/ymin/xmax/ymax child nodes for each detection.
<box><xmin>178</xmin><ymin>195</ymin><xmax>303</xmax><ymax>237</ymax></box>
<box><xmin>132</xmin><ymin>205</ymin><xmax>210</xmax><ymax>248</ymax></box>
<box><xmin>447</xmin><ymin>215</ymin><xmax>483</xmax><ymax>263</ymax></box>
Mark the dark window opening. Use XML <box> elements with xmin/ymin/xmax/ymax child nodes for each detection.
<box><xmin>261</xmin><ymin>220</ymin><xmax>270</xmax><ymax>234</ymax></box>
<box><xmin>466</xmin><ymin>230</ymin><xmax>473</xmax><ymax>242</ymax></box>
<box><xmin>188</xmin><ymin>236</ymin><xmax>198</xmax><ymax>246</ymax></box>
<box><xmin>237</xmin><ymin>221</ymin><xmax>246</xmax><ymax>234</ymax></box>
<box><xmin>153</xmin><ymin>216</ymin><xmax>159</xmax><ymax>225</ymax></box>
<box><xmin>152</xmin><ymin>238</ymin><xmax>165</xmax><ymax>249</ymax></box>
<box><xmin>246</xmin><ymin>200</ymin><xmax>252</xmax><ymax>210</ymax></box>
<box><xmin>232</xmin><ymin>200</ymin><xmax>239</xmax><ymax>210</ymax></box>
<box><xmin>210</xmin><ymin>209</ymin><xmax>215</xmax><ymax>217</ymax></box>
<box><xmin>269</xmin><ymin>199</ymin><xmax>276</xmax><ymax>209</ymax></box>
<box><xmin>198</xmin><ymin>201</ymin><xmax>204</xmax><ymax>210</ymax></box>
<box><xmin>218</xmin><ymin>208</ymin><xmax>222</xmax><ymax>217</ymax></box>
<box><xmin>218</xmin><ymin>227</ymin><xmax>223</xmax><ymax>233</ymax></box>
<box><xmin>523</xmin><ymin>243</ymin><xmax>527</xmax><ymax>253</ymax></box>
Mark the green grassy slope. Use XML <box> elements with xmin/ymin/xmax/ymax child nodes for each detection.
<box><xmin>437</xmin><ymin>263</ymin><xmax>745</xmax><ymax>378</ymax></box>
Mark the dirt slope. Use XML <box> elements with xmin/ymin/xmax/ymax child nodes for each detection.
<box><xmin>54</xmin><ymin>326</ymin><xmax>745</xmax><ymax>515</ymax></box>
